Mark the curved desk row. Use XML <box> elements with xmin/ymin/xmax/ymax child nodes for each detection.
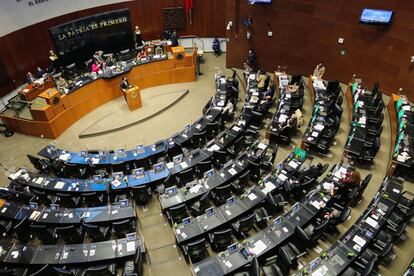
<box><xmin>1</xmin><ymin>48</ymin><xmax>197</xmax><ymax>139</ymax></box>
<box><xmin>296</xmin><ymin>176</ymin><xmax>403</xmax><ymax>276</ymax></box>
<box><xmin>0</xmin><ymin>199</ymin><xmax>135</xmax><ymax>226</ymax></box>
<box><xmin>0</xmin><ymin>237</ymin><xmax>143</xmax><ymax>266</ymax></box>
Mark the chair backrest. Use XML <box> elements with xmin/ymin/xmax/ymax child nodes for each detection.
<box><xmin>169</xmin><ymin>204</ymin><xmax>188</xmax><ymax>222</ymax></box>
<box><xmin>55</xmin><ymin>225</ymin><xmax>81</xmax><ymax>242</ymax></box>
<box><xmin>199</xmin><ymin>191</ymin><xmax>211</xmax><ymax>210</ymax></box>
<box><xmin>14</xmin><ymin>217</ymin><xmax>30</xmax><ymax>240</ymax></box>
<box><xmin>83</xmin><ymin>223</ymin><xmax>103</xmax><ymax>240</ymax></box>
<box><xmin>233</xmin><ymin>136</ymin><xmax>245</xmax><ymax>154</ymax></box>
<box><xmin>213</xmin><ymin>228</ymin><xmax>232</xmax><ymax>244</ymax></box>
<box><xmin>112</xmin><ymin>219</ymin><xmax>132</xmax><ymax>232</ymax></box>
<box><xmin>214</xmin><ymin>184</ymin><xmax>231</xmax><ymax>198</ymax></box>
<box><xmin>82</xmin><ymin>192</ymin><xmax>102</xmax><ymax>206</ymax></box>
<box><xmin>29</xmin><ymin>265</ymin><xmax>52</xmax><ymax>276</ymax></box>
<box><xmin>192</xmin><ymin>131</ymin><xmax>206</xmax><ymax>147</ymax></box>
<box><xmin>238</xmin><ymin>213</ymin><xmax>256</xmax><ymax>233</ymax></box>
<box><xmin>187</xmin><ymin>238</ymin><xmax>207</xmax><ymax>256</ymax></box>
<box><xmin>213</xmin><ymin>150</ymin><xmax>228</xmax><ymax>163</ymax></box>
<box><xmin>84</xmin><ymin>265</ymin><xmax>112</xmax><ymax>276</ymax></box>
<box><xmin>29</xmin><ymin>224</ymin><xmax>54</xmax><ymax>243</ymax></box>
<box><xmin>178</xmin><ymin>168</ymin><xmax>194</xmax><ymax>185</ymax></box>
<box><xmin>56</xmin><ymin>193</ymin><xmax>77</xmax><ymax>208</ymax></box>
<box><xmin>251</xmin><ymin>256</ymin><xmax>260</xmax><ymax>276</ymax></box>
<box><xmin>132</xmin><ymin>186</ymin><xmax>150</xmax><ymax>199</ymax></box>
<box><xmin>196</xmin><ymin>160</ymin><xmax>212</xmax><ymax>175</ymax></box>
<box><xmin>27</xmin><ymin>154</ymin><xmax>43</xmax><ymax>171</ymax></box>
<box><xmin>360</xmin><ymin>174</ymin><xmax>372</xmax><ymax>192</ymax></box>
<box><xmin>52</xmin><ymin>267</ymin><xmax>75</xmax><ymax>276</ymax></box>
<box><xmin>163</xmin><ymin>174</ymin><xmax>178</xmax><ymax>189</ymax></box>
<box><xmin>238</xmin><ymin>170</ymin><xmax>251</xmax><ymax>187</ymax></box>
<box><xmin>250</xmin><ymin>111</ymin><xmax>263</xmax><ymax>127</ymax></box>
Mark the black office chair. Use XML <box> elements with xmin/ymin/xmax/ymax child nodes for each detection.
<box><xmin>231</xmin><ymin>170</ymin><xmax>251</xmax><ymax>195</ymax></box>
<box><xmin>83</xmin><ymin>223</ymin><xmax>111</xmax><ymax>242</ymax></box>
<box><xmin>163</xmin><ymin>174</ymin><xmax>178</xmax><ymax>190</ymax></box>
<box><xmin>131</xmin><ymin>186</ymin><xmax>152</xmax><ymax>205</ymax></box>
<box><xmin>232</xmin><ymin>213</ymin><xmax>256</xmax><ymax>238</ymax></box>
<box><xmin>63</xmin><ymin>163</ymin><xmax>88</xmax><ymax>179</ymax></box>
<box><xmin>277</xmin><ymin>242</ymin><xmax>302</xmax><ymax>274</ymax></box>
<box><xmin>55</xmin><ymin>225</ymin><xmax>83</xmax><ymax>244</ymax></box>
<box><xmin>350</xmin><ymin>173</ymin><xmax>372</xmax><ymax>207</ymax></box>
<box><xmin>122</xmin><ymin>247</ymin><xmax>143</xmax><ymax>276</ymax></box>
<box><xmin>29</xmin><ymin>265</ymin><xmax>55</xmax><ymax>276</ymax></box>
<box><xmin>112</xmin><ymin>219</ymin><xmax>135</xmax><ymax>239</ymax></box>
<box><xmin>82</xmin><ymin>264</ymin><xmax>116</xmax><ymax>276</ymax></box>
<box><xmin>262</xmin><ymin>143</ymin><xmax>278</xmax><ymax>170</ymax></box>
<box><xmin>13</xmin><ymin>217</ymin><xmax>31</xmax><ymax>242</ymax></box>
<box><xmin>82</xmin><ymin>192</ymin><xmax>105</xmax><ymax>207</ymax></box>
<box><xmin>195</xmin><ymin>160</ymin><xmax>212</xmax><ymax>178</ymax></box>
<box><xmin>262</xmin><ymin>263</ymin><xmax>284</xmax><ymax>276</ymax></box>
<box><xmin>0</xmin><ymin>220</ymin><xmax>12</xmax><ymax>237</ymax></box>
<box><xmin>27</xmin><ymin>154</ymin><xmax>51</xmax><ymax>173</ymax></box>
<box><xmin>51</xmin><ymin>266</ymin><xmax>76</xmax><ymax>276</ymax></box>
<box><xmin>265</xmin><ymin>193</ymin><xmax>288</xmax><ymax>215</ymax></box>
<box><xmin>208</xmin><ymin>228</ymin><xmax>233</xmax><ymax>251</ymax></box>
<box><xmin>227</xmin><ymin>136</ymin><xmax>245</xmax><ymax>158</ymax></box>
<box><xmin>166</xmin><ymin>143</ymin><xmax>183</xmax><ymax>162</ymax></box>
<box><xmin>212</xmin><ymin>150</ymin><xmax>229</xmax><ymax>169</ymax></box>
<box><xmin>247</xmin><ymin>160</ymin><xmax>261</xmax><ymax>182</ymax></box>
<box><xmin>31</xmin><ymin>189</ymin><xmax>57</xmax><ymax>206</ymax></box>
<box><xmin>56</xmin><ymin>193</ymin><xmax>81</xmax><ymax>208</ymax></box>
<box><xmin>166</xmin><ymin>203</ymin><xmax>188</xmax><ymax>224</ymax></box>
<box><xmin>330</xmin><ymin>205</ymin><xmax>352</xmax><ymax>229</ymax></box>
<box><xmin>211</xmin><ymin>184</ymin><xmax>232</xmax><ymax>206</ymax></box>
<box><xmin>182</xmin><ymin>238</ymin><xmax>209</xmax><ymax>262</ymax></box>
<box><xmin>177</xmin><ymin>168</ymin><xmax>195</xmax><ymax>186</ymax></box>
<box><xmin>206</xmin><ymin>121</ymin><xmax>220</xmax><ymax>140</ymax></box>
<box><xmin>30</xmin><ymin>224</ymin><xmax>57</xmax><ymax>244</ymax></box>
<box><xmin>234</xmin><ymin>256</ymin><xmax>260</xmax><ymax>276</ymax></box>
<box><xmin>190</xmin><ymin>191</ymin><xmax>211</xmax><ymax>216</ymax></box>
<box><xmin>191</xmin><ymin>131</ymin><xmax>207</xmax><ymax>148</ymax></box>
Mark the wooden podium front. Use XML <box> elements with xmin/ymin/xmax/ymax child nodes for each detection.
<box><xmin>125</xmin><ymin>86</ymin><xmax>142</xmax><ymax>111</ymax></box>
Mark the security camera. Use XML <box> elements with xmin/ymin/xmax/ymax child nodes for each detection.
<box><xmin>226</xmin><ymin>21</ymin><xmax>233</xmax><ymax>31</ymax></box>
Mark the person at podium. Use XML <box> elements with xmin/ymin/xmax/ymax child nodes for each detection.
<box><xmin>120</xmin><ymin>77</ymin><xmax>131</xmax><ymax>100</ymax></box>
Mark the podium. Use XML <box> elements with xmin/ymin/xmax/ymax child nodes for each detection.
<box><xmin>125</xmin><ymin>86</ymin><xmax>142</xmax><ymax>111</ymax></box>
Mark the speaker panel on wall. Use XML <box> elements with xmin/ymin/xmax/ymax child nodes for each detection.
<box><xmin>163</xmin><ymin>7</ymin><xmax>185</xmax><ymax>30</ymax></box>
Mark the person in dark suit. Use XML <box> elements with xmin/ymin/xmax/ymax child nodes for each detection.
<box><xmin>120</xmin><ymin>77</ymin><xmax>130</xmax><ymax>101</ymax></box>
<box><xmin>35</xmin><ymin>67</ymin><xmax>45</xmax><ymax>79</ymax></box>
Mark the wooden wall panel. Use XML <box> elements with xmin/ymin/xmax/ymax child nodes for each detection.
<box><xmin>226</xmin><ymin>0</ymin><xmax>414</xmax><ymax>100</ymax></box>
<box><xmin>0</xmin><ymin>0</ymin><xmax>226</xmax><ymax>97</ymax></box>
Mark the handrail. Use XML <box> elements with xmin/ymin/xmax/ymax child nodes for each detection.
<box><xmin>178</xmin><ymin>35</ymin><xmax>205</xmax><ymax>51</ymax></box>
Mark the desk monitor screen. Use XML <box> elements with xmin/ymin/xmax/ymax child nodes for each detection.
<box><xmin>98</xmin><ymin>150</ymin><xmax>106</xmax><ymax>157</ymax></box>
<box><xmin>113</xmin><ymin>172</ymin><xmax>124</xmax><ymax>180</ymax></box>
<box><xmin>206</xmin><ymin>207</ymin><xmax>215</xmax><ymax>217</ymax></box>
<box><xmin>154</xmin><ymin>162</ymin><xmax>164</xmax><ymax>173</ymax></box>
<box><xmin>136</xmin><ymin>144</ymin><xmax>144</xmax><ymax>153</ymax></box>
<box><xmin>273</xmin><ymin>216</ymin><xmax>282</xmax><ymax>226</ymax></box>
<box><xmin>226</xmin><ymin>196</ymin><xmax>235</xmax><ymax>206</ymax></box>
<box><xmin>29</xmin><ymin>201</ymin><xmax>39</xmax><ymax>210</ymax></box>
<box><xmin>119</xmin><ymin>199</ymin><xmax>129</xmax><ymax>206</ymax></box>
<box><xmin>126</xmin><ymin>232</ymin><xmax>136</xmax><ymax>241</ymax></box>
<box><xmin>117</xmin><ymin>148</ymin><xmax>125</xmax><ymax>155</ymax></box>
<box><xmin>310</xmin><ymin>258</ymin><xmax>320</xmax><ymax>270</ymax></box>
<box><xmin>292</xmin><ymin>202</ymin><xmax>300</xmax><ymax>212</ymax></box>
<box><xmin>166</xmin><ymin>187</ymin><xmax>177</xmax><ymax>195</ymax></box>
<box><xmin>173</xmin><ymin>154</ymin><xmax>183</xmax><ymax>164</ymax></box>
<box><xmin>182</xmin><ymin>217</ymin><xmax>191</xmax><ymax>226</ymax></box>
<box><xmin>50</xmin><ymin>204</ymin><xmax>60</xmax><ymax>211</ymax></box>
<box><xmin>365</xmin><ymin>229</ymin><xmax>374</xmax><ymax>239</ymax></box>
<box><xmin>360</xmin><ymin>9</ymin><xmax>393</xmax><ymax>25</ymax></box>
<box><xmin>133</xmin><ymin>168</ymin><xmax>145</xmax><ymax>177</ymax></box>
<box><xmin>228</xmin><ymin>243</ymin><xmax>238</xmax><ymax>254</ymax></box>
<box><xmin>204</xmin><ymin>169</ymin><xmax>214</xmax><ymax>179</ymax></box>
<box><xmin>93</xmin><ymin>175</ymin><xmax>102</xmax><ymax>182</ymax></box>
<box><xmin>80</xmin><ymin>150</ymin><xmax>87</xmax><ymax>157</ymax></box>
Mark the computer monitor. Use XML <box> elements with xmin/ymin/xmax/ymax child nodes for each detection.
<box><xmin>80</xmin><ymin>150</ymin><xmax>87</xmax><ymax>157</ymax></box>
<box><xmin>133</xmin><ymin>167</ymin><xmax>145</xmax><ymax>178</ymax></box>
<box><xmin>273</xmin><ymin>216</ymin><xmax>282</xmax><ymax>226</ymax></box>
<box><xmin>117</xmin><ymin>148</ymin><xmax>125</xmax><ymax>156</ymax></box>
<box><xmin>154</xmin><ymin>162</ymin><xmax>164</xmax><ymax>173</ymax></box>
<box><xmin>182</xmin><ymin>217</ymin><xmax>191</xmax><ymax>225</ymax></box>
<box><xmin>227</xmin><ymin>243</ymin><xmax>238</xmax><ymax>254</ymax></box>
<box><xmin>165</xmin><ymin>186</ymin><xmax>177</xmax><ymax>195</ymax></box>
<box><xmin>309</xmin><ymin>258</ymin><xmax>320</xmax><ymax>270</ymax></box>
<box><xmin>173</xmin><ymin>154</ymin><xmax>183</xmax><ymax>164</ymax></box>
<box><xmin>98</xmin><ymin>150</ymin><xmax>106</xmax><ymax>157</ymax></box>
<box><xmin>226</xmin><ymin>196</ymin><xmax>235</xmax><ymax>206</ymax></box>
<box><xmin>292</xmin><ymin>202</ymin><xmax>300</xmax><ymax>212</ymax></box>
<box><xmin>50</xmin><ymin>204</ymin><xmax>60</xmax><ymax>211</ymax></box>
<box><xmin>119</xmin><ymin>199</ymin><xmax>129</xmax><ymax>206</ymax></box>
<box><xmin>365</xmin><ymin>230</ymin><xmax>374</xmax><ymax>239</ymax></box>
<box><xmin>29</xmin><ymin>201</ymin><xmax>38</xmax><ymax>210</ymax></box>
<box><xmin>206</xmin><ymin>207</ymin><xmax>215</xmax><ymax>217</ymax></box>
<box><xmin>126</xmin><ymin>232</ymin><xmax>136</xmax><ymax>241</ymax></box>
<box><xmin>112</xmin><ymin>172</ymin><xmax>124</xmax><ymax>180</ymax></box>
<box><xmin>93</xmin><ymin>174</ymin><xmax>102</xmax><ymax>183</ymax></box>
<box><xmin>204</xmin><ymin>169</ymin><xmax>214</xmax><ymax>179</ymax></box>
<box><xmin>136</xmin><ymin>144</ymin><xmax>145</xmax><ymax>153</ymax></box>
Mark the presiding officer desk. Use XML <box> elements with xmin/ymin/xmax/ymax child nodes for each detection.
<box><xmin>1</xmin><ymin>46</ymin><xmax>197</xmax><ymax>139</ymax></box>
<box><xmin>0</xmin><ymin>198</ymin><xmax>136</xmax><ymax>226</ymax></box>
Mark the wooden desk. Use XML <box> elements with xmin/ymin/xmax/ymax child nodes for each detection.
<box><xmin>18</xmin><ymin>79</ymin><xmax>54</xmax><ymax>101</ymax></box>
<box><xmin>125</xmin><ymin>86</ymin><xmax>142</xmax><ymax>111</ymax></box>
<box><xmin>1</xmin><ymin>48</ymin><xmax>197</xmax><ymax>139</ymax></box>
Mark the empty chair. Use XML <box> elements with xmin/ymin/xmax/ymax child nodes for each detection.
<box><xmin>211</xmin><ymin>184</ymin><xmax>232</xmax><ymax>206</ymax></box>
<box><xmin>0</xmin><ymin>220</ymin><xmax>12</xmax><ymax>237</ymax></box>
<box><xmin>182</xmin><ymin>238</ymin><xmax>209</xmax><ymax>262</ymax></box>
<box><xmin>208</xmin><ymin>228</ymin><xmax>233</xmax><ymax>251</ymax></box>
<box><xmin>262</xmin><ymin>143</ymin><xmax>278</xmax><ymax>169</ymax></box>
<box><xmin>166</xmin><ymin>203</ymin><xmax>188</xmax><ymax>224</ymax></box>
<box><xmin>55</xmin><ymin>225</ymin><xmax>83</xmax><ymax>244</ymax></box>
<box><xmin>63</xmin><ymin>163</ymin><xmax>88</xmax><ymax>179</ymax></box>
<box><xmin>195</xmin><ymin>160</ymin><xmax>212</xmax><ymax>178</ymax></box>
<box><xmin>232</xmin><ymin>213</ymin><xmax>256</xmax><ymax>238</ymax></box>
<box><xmin>206</xmin><ymin>121</ymin><xmax>220</xmax><ymax>140</ymax></box>
<box><xmin>30</xmin><ymin>224</ymin><xmax>57</xmax><ymax>244</ymax></box>
<box><xmin>191</xmin><ymin>131</ymin><xmax>207</xmax><ymax>148</ymax></box>
<box><xmin>227</xmin><ymin>136</ymin><xmax>245</xmax><ymax>157</ymax></box>
<box><xmin>13</xmin><ymin>217</ymin><xmax>31</xmax><ymax>242</ymax></box>
<box><xmin>82</xmin><ymin>192</ymin><xmax>105</xmax><ymax>207</ymax></box>
<box><xmin>249</xmin><ymin>111</ymin><xmax>264</xmax><ymax>129</ymax></box>
<box><xmin>234</xmin><ymin>256</ymin><xmax>260</xmax><ymax>276</ymax></box>
<box><xmin>31</xmin><ymin>189</ymin><xmax>57</xmax><ymax>206</ymax></box>
<box><xmin>29</xmin><ymin>265</ymin><xmax>55</xmax><ymax>276</ymax></box>
<box><xmin>190</xmin><ymin>191</ymin><xmax>211</xmax><ymax>216</ymax></box>
<box><xmin>83</xmin><ymin>223</ymin><xmax>110</xmax><ymax>242</ymax></box>
<box><xmin>177</xmin><ymin>168</ymin><xmax>195</xmax><ymax>186</ymax></box>
<box><xmin>56</xmin><ymin>193</ymin><xmax>81</xmax><ymax>208</ymax></box>
<box><xmin>112</xmin><ymin>219</ymin><xmax>135</xmax><ymax>239</ymax></box>
<box><xmin>247</xmin><ymin>160</ymin><xmax>261</xmax><ymax>182</ymax></box>
<box><xmin>277</xmin><ymin>243</ymin><xmax>302</xmax><ymax>274</ymax></box>
<box><xmin>163</xmin><ymin>174</ymin><xmax>178</xmax><ymax>190</ymax></box>
<box><xmin>82</xmin><ymin>264</ymin><xmax>116</xmax><ymax>276</ymax></box>
<box><xmin>166</xmin><ymin>143</ymin><xmax>183</xmax><ymax>162</ymax></box>
<box><xmin>131</xmin><ymin>186</ymin><xmax>152</xmax><ymax>205</ymax></box>
<box><xmin>262</xmin><ymin>263</ymin><xmax>284</xmax><ymax>276</ymax></box>
<box><xmin>27</xmin><ymin>154</ymin><xmax>50</xmax><ymax>172</ymax></box>
<box><xmin>122</xmin><ymin>247</ymin><xmax>143</xmax><ymax>276</ymax></box>
<box><xmin>231</xmin><ymin>170</ymin><xmax>250</xmax><ymax>195</ymax></box>
<box><xmin>350</xmin><ymin>173</ymin><xmax>372</xmax><ymax>207</ymax></box>
<box><xmin>212</xmin><ymin>150</ymin><xmax>229</xmax><ymax>169</ymax></box>
<box><xmin>265</xmin><ymin>193</ymin><xmax>288</xmax><ymax>214</ymax></box>
<box><xmin>51</xmin><ymin>267</ymin><xmax>76</xmax><ymax>276</ymax></box>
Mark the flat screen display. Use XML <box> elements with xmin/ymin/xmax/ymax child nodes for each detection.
<box><xmin>49</xmin><ymin>8</ymin><xmax>134</xmax><ymax>67</ymax></box>
<box><xmin>360</xmin><ymin>9</ymin><xmax>393</xmax><ymax>25</ymax></box>
<box><xmin>248</xmin><ymin>0</ymin><xmax>272</xmax><ymax>4</ymax></box>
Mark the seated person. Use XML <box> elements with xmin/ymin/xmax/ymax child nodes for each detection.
<box><xmin>281</xmin><ymin>115</ymin><xmax>297</xmax><ymax>131</ymax></box>
<box><xmin>91</xmin><ymin>61</ymin><xmax>101</xmax><ymax>74</ymax></box>
<box><xmin>105</xmin><ymin>55</ymin><xmax>116</xmax><ymax>67</ymax></box>
<box><xmin>298</xmin><ymin>163</ymin><xmax>323</xmax><ymax>182</ymax></box>
<box><xmin>313</xmin><ymin>62</ymin><xmax>325</xmax><ymax>78</ymax></box>
<box><xmin>56</xmin><ymin>76</ymin><xmax>68</xmax><ymax>93</ymax></box>
<box><xmin>323</xmin><ymin>207</ymin><xmax>340</xmax><ymax>220</ymax></box>
<box><xmin>154</xmin><ymin>45</ymin><xmax>164</xmax><ymax>56</ymax></box>
<box><xmin>137</xmin><ymin>50</ymin><xmax>148</xmax><ymax>61</ymax></box>
<box><xmin>256</xmin><ymin>96</ymin><xmax>272</xmax><ymax>113</ymax></box>
<box><xmin>26</xmin><ymin>72</ymin><xmax>35</xmax><ymax>84</ymax></box>
<box><xmin>35</xmin><ymin>67</ymin><xmax>45</xmax><ymax>79</ymax></box>
<box><xmin>93</xmin><ymin>51</ymin><xmax>104</xmax><ymax>64</ymax></box>
<box><xmin>283</xmin><ymin>178</ymin><xmax>300</xmax><ymax>192</ymax></box>
<box><xmin>257</xmin><ymin>70</ymin><xmax>267</xmax><ymax>91</ymax></box>
<box><xmin>330</xmin><ymin>170</ymin><xmax>361</xmax><ymax>199</ymax></box>
<box><xmin>222</xmin><ymin>100</ymin><xmax>234</xmax><ymax>118</ymax></box>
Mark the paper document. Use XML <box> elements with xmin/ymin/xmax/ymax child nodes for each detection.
<box><xmin>249</xmin><ymin>240</ymin><xmax>267</xmax><ymax>255</ymax></box>
<box><xmin>55</xmin><ymin>182</ymin><xmax>65</xmax><ymax>189</ymax></box>
<box><xmin>248</xmin><ymin>193</ymin><xmax>257</xmax><ymax>201</ymax></box>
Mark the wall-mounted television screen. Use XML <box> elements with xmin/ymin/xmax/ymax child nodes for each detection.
<box><xmin>360</xmin><ymin>9</ymin><xmax>393</xmax><ymax>25</ymax></box>
<box><xmin>248</xmin><ymin>0</ymin><xmax>272</xmax><ymax>4</ymax></box>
